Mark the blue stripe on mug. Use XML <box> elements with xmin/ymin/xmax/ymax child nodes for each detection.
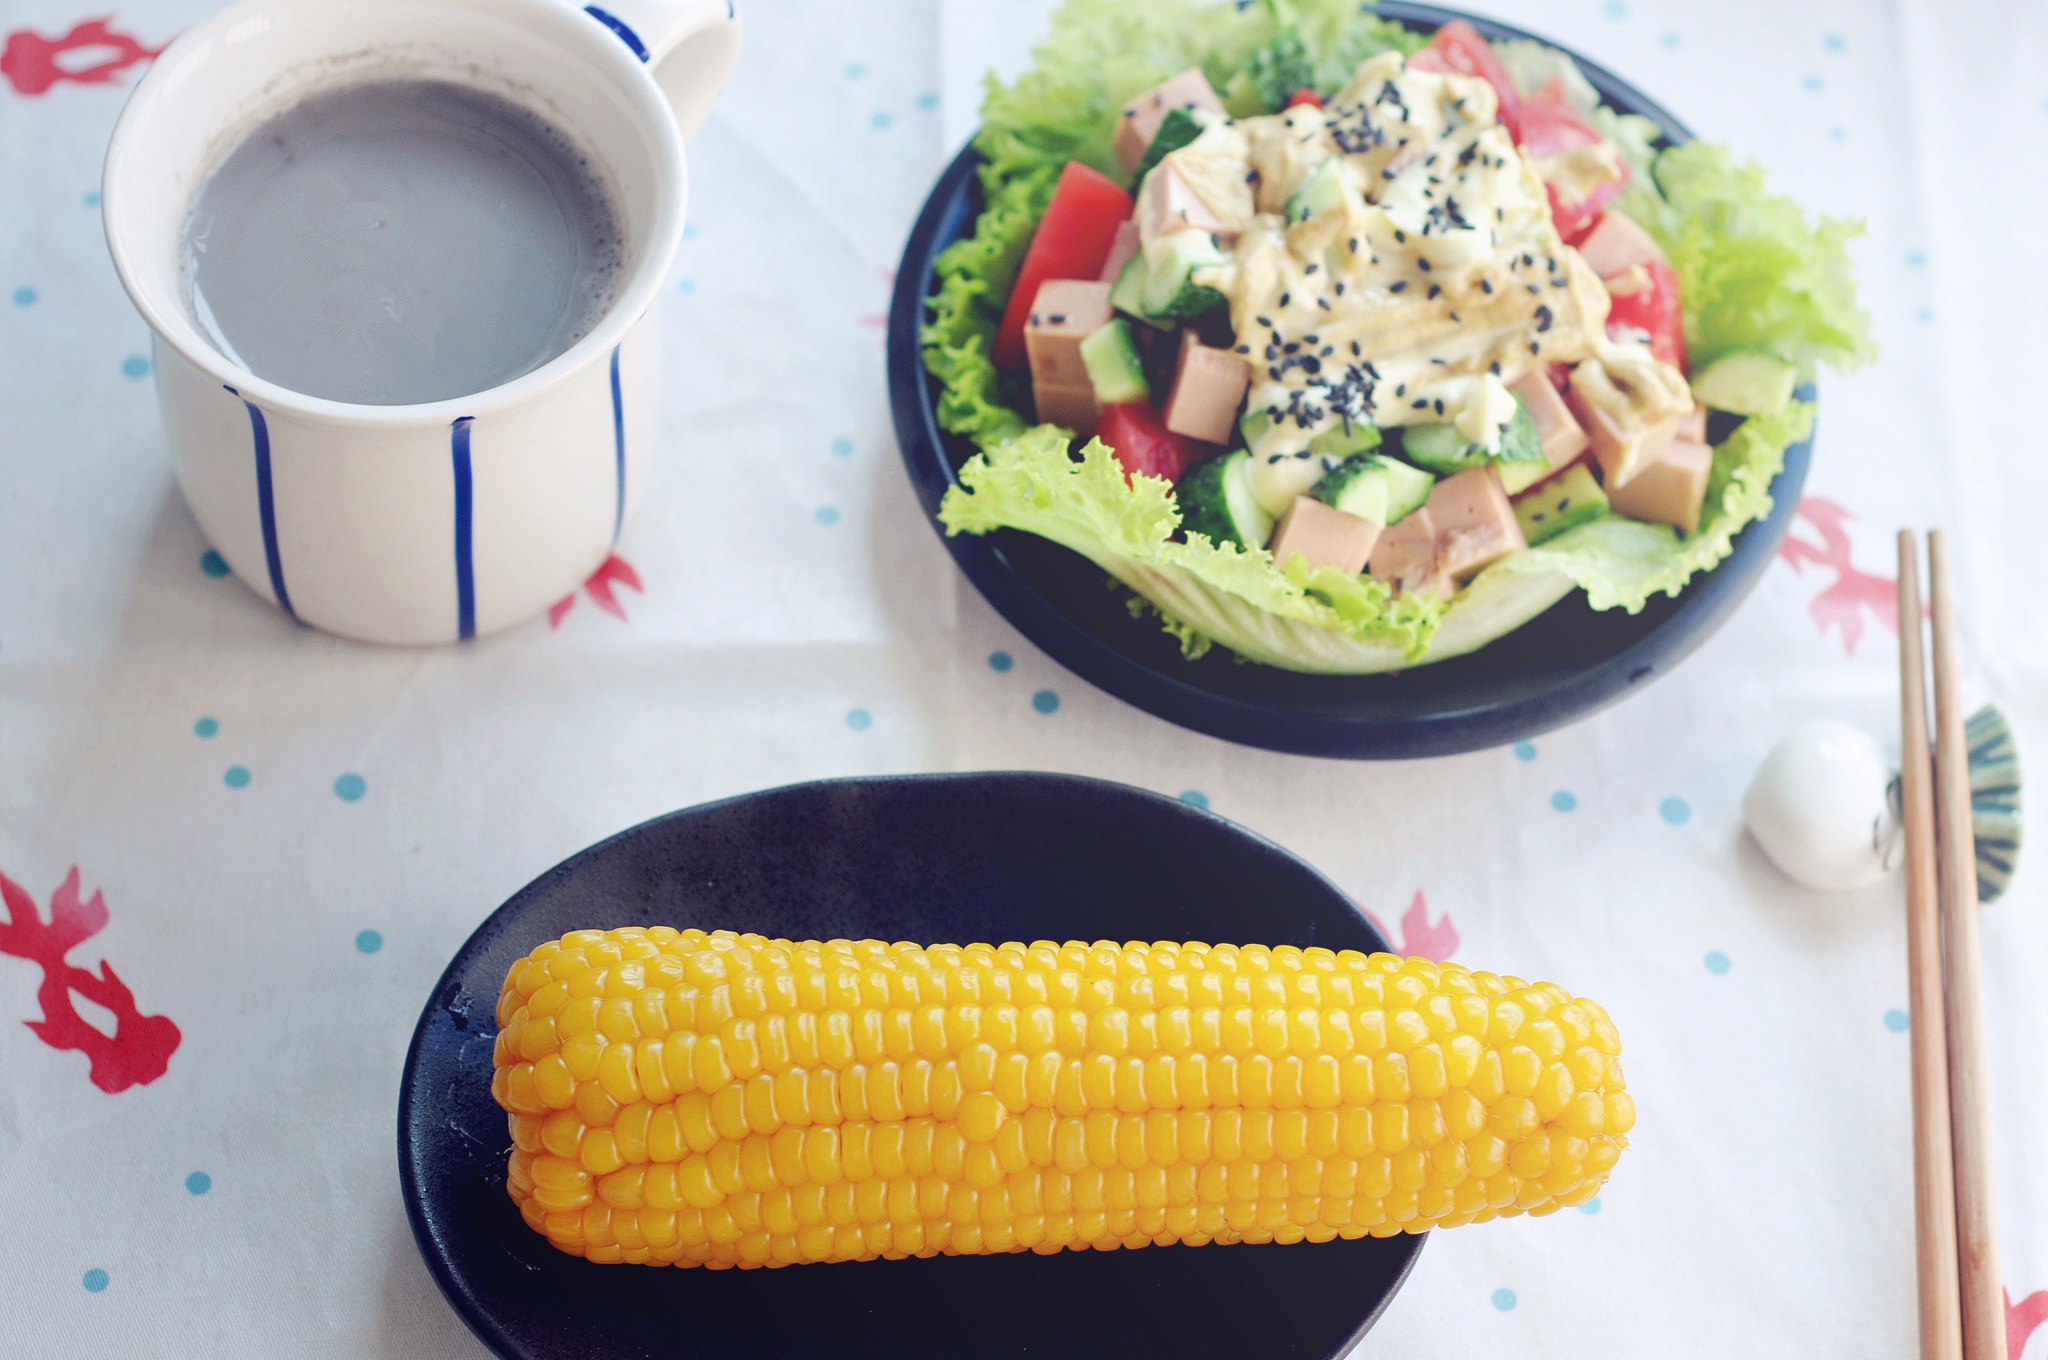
<box><xmin>222</xmin><ymin>384</ymin><xmax>297</xmax><ymax>621</ymax></box>
<box><xmin>609</xmin><ymin>344</ymin><xmax>626</xmax><ymax>544</ymax></box>
<box><xmin>584</xmin><ymin>5</ymin><xmax>650</xmax><ymax>62</ymax></box>
<box><xmin>452</xmin><ymin>416</ymin><xmax>476</xmax><ymax>641</ymax></box>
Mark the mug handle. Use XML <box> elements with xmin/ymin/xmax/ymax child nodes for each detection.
<box><xmin>581</xmin><ymin>0</ymin><xmax>742</xmax><ymax>140</ymax></box>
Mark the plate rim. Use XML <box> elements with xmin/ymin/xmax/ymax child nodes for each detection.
<box><xmin>398</xmin><ymin>770</ymin><xmax>1425</xmax><ymax>1360</ymax></box>
<box><xmin>886</xmin><ymin>1</ymin><xmax>1815</xmax><ymax>760</ymax></box>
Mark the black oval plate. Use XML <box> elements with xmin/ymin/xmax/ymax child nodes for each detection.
<box><xmin>887</xmin><ymin>2</ymin><xmax>1814</xmax><ymax>759</ymax></box>
<box><xmin>401</xmin><ymin>773</ymin><xmax>1419</xmax><ymax>1360</ymax></box>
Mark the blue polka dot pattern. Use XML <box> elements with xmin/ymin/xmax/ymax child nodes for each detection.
<box><xmin>1659</xmin><ymin>797</ymin><xmax>1692</xmax><ymax>825</ymax></box>
<box><xmin>1917</xmin><ymin>307</ymin><xmax>1934</xmax><ymax>324</ymax></box>
<box><xmin>815</xmin><ymin>506</ymin><xmax>840</xmax><ymax>526</ymax></box>
<box><xmin>11</xmin><ymin>286</ymin><xmax>34</xmax><ymax>307</ymax></box>
<box><xmin>831</xmin><ymin>438</ymin><xmax>854</xmax><ymax>458</ymax></box>
<box><xmin>1551</xmin><ymin>790</ymin><xmax>1577</xmax><ymax>813</ymax></box>
<box><xmin>224</xmin><ymin>765</ymin><xmax>251</xmax><ymax>789</ymax></box>
<box><xmin>988</xmin><ymin>650</ymin><xmax>1014</xmax><ymax>673</ymax></box>
<box><xmin>1513</xmin><ymin>741</ymin><xmax>1537</xmax><ymax>762</ymax></box>
<box><xmin>1600</xmin><ymin>0</ymin><xmax>1625</xmax><ymax>17</ymax></box>
<box><xmin>870</xmin><ymin>111</ymin><xmax>893</xmax><ymax>130</ymax></box>
<box><xmin>200</xmin><ymin>549</ymin><xmax>231</xmax><ymax>577</ymax></box>
<box><xmin>185</xmin><ymin>1172</ymin><xmax>211</xmax><ymax>1195</ymax></box>
<box><xmin>1579</xmin><ymin>1197</ymin><xmax>1602</xmax><ymax>1215</ymax></box>
<box><xmin>1031</xmin><ymin>689</ymin><xmax>1060</xmax><ymax>715</ymax></box>
<box><xmin>846</xmin><ymin>708</ymin><xmax>872</xmax><ymax>732</ymax></box>
<box><xmin>1705</xmin><ymin>950</ymin><xmax>1731</xmax><ymax>975</ymax></box>
<box><xmin>1831</xmin><ymin>127</ymin><xmax>1847</xmax><ymax>142</ymax></box>
<box><xmin>1802</xmin><ymin>74</ymin><xmax>1823</xmax><ymax>92</ymax></box>
<box><xmin>1491</xmin><ymin>1288</ymin><xmax>1517</xmax><ymax>1311</ymax></box>
<box><xmin>677</xmin><ymin>277</ymin><xmax>696</xmax><ymax>294</ymax></box>
<box><xmin>1906</xmin><ymin>250</ymin><xmax>1927</xmax><ymax>268</ymax></box>
<box><xmin>683</xmin><ymin>222</ymin><xmax>699</xmax><ymax>240</ymax></box>
<box><xmin>1824</xmin><ymin>32</ymin><xmax>1846</xmax><ymax>51</ymax></box>
<box><xmin>1661</xmin><ymin>30</ymin><xmax>1680</xmax><ymax>47</ymax></box>
<box><xmin>916</xmin><ymin>92</ymin><xmax>938</xmax><ymax>110</ymax></box>
<box><xmin>83</xmin><ymin>191</ymin><xmax>100</xmax><ymax>207</ymax></box>
<box><xmin>1884</xmin><ymin>1008</ymin><xmax>1910</xmax><ymax>1033</ymax></box>
<box><xmin>193</xmin><ymin>717</ymin><xmax>219</xmax><ymax>738</ymax></box>
<box><xmin>1178</xmin><ymin>790</ymin><xmax>1210</xmax><ymax>810</ymax></box>
<box><xmin>844</xmin><ymin>61</ymin><xmax>865</xmax><ymax>79</ymax></box>
<box><xmin>122</xmin><ymin>354</ymin><xmax>150</xmax><ymax>379</ymax></box>
<box><xmin>82</xmin><ymin>1269</ymin><xmax>109</xmax><ymax>1293</ymax></box>
<box><xmin>356</xmin><ymin>929</ymin><xmax>383</xmax><ymax>954</ymax></box>
<box><xmin>333</xmin><ymin>773</ymin><xmax>367</xmax><ymax>802</ymax></box>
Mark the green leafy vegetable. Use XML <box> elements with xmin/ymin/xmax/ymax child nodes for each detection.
<box><xmin>1237</xmin><ymin>29</ymin><xmax>1316</xmax><ymax>113</ymax></box>
<box><xmin>1498</xmin><ymin>400</ymin><xmax>1817</xmax><ymax>610</ymax></box>
<box><xmin>939</xmin><ymin>428</ymin><xmax>1444</xmax><ymax>667</ymax></box>
<box><xmin>1623</xmin><ymin>142</ymin><xmax>1876</xmax><ymax>379</ymax></box>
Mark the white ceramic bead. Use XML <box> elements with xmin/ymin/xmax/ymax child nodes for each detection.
<box><xmin>1743</xmin><ymin>720</ymin><xmax>1897</xmax><ymax>891</ymax></box>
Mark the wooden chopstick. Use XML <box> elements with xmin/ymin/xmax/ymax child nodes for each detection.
<box><xmin>1926</xmin><ymin>531</ymin><xmax>2005</xmax><ymax>1360</ymax></box>
<box><xmin>1898</xmin><ymin>531</ymin><xmax>1963</xmax><ymax>1360</ymax></box>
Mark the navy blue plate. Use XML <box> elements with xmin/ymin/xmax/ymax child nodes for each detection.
<box><xmin>401</xmin><ymin>773</ymin><xmax>1418</xmax><ymax>1360</ymax></box>
<box><xmin>887</xmin><ymin>2</ymin><xmax>1814</xmax><ymax>759</ymax></box>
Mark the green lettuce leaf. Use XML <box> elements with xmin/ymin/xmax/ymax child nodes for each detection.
<box><xmin>940</xmin><ymin>428</ymin><xmax>1448</xmax><ymax>668</ymax></box>
<box><xmin>1498</xmin><ymin>400</ymin><xmax>1817</xmax><ymax>610</ymax></box>
<box><xmin>921</xmin><ymin>165</ymin><xmax>1051</xmax><ymax>448</ymax></box>
<box><xmin>1621</xmin><ymin>141</ymin><xmax>1876</xmax><ymax>379</ymax></box>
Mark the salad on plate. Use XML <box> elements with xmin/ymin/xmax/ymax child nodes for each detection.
<box><xmin>925</xmin><ymin>0</ymin><xmax>1873</xmax><ymax>674</ymax></box>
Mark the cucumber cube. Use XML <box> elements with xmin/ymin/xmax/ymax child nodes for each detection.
<box><xmin>1512</xmin><ymin>462</ymin><xmax>1608</xmax><ymax>546</ymax></box>
<box><xmin>1079</xmin><ymin>319</ymin><xmax>1150</xmax><ymax>405</ymax></box>
<box><xmin>1691</xmin><ymin>350</ymin><xmax>1798</xmax><ymax>416</ymax></box>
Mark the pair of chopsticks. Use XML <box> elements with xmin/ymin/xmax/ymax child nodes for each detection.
<box><xmin>1897</xmin><ymin>531</ymin><xmax>2002</xmax><ymax>1360</ymax></box>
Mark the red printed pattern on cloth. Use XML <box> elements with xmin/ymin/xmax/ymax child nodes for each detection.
<box><xmin>549</xmin><ymin>553</ymin><xmax>643</xmax><ymax>627</ymax></box>
<box><xmin>0</xmin><ymin>867</ymin><xmax>180</xmax><ymax>1093</ymax></box>
<box><xmin>2</xmin><ymin>19</ymin><xmax>162</xmax><ymax>97</ymax></box>
<box><xmin>1363</xmin><ymin>890</ymin><xmax>1460</xmax><ymax>962</ymax></box>
<box><xmin>2011</xmin><ymin>1287</ymin><xmax>2048</xmax><ymax>1360</ymax></box>
<box><xmin>1777</xmin><ymin>497</ymin><xmax>1899</xmax><ymax>656</ymax></box>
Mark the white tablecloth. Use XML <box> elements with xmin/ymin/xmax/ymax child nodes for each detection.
<box><xmin>1</xmin><ymin>0</ymin><xmax>2043</xmax><ymax>1354</ymax></box>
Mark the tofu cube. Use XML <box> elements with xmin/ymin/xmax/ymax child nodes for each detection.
<box><xmin>1507</xmin><ymin>367</ymin><xmax>1589</xmax><ymax>471</ymax></box>
<box><xmin>1428</xmin><ymin>466</ymin><xmax>1527</xmax><ymax>583</ymax></box>
<box><xmin>1574</xmin><ymin>209</ymin><xmax>1665</xmax><ymax>280</ymax></box>
<box><xmin>1368</xmin><ymin>506</ymin><xmax>1444</xmax><ymax>598</ymax></box>
<box><xmin>1269</xmin><ymin>496</ymin><xmax>1382</xmax><ymax>576</ymax></box>
<box><xmin>1023</xmin><ymin>280</ymin><xmax>1114</xmax><ymax>391</ymax></box>
<box><xmin>1114</xmin><ymin>68</ymin><xmax>1226</xmax><ymax>172</ymax></box>
<box><xmin>1607</xmin><ymin>437</ymin><xmax>1713</xmax><ymax>536</ymax></box>
<box><xmin>1675</xmin><ymin>401</ymin><xmax>1707</xmax><ymax>445</ymax></box>
<box><xmin>1578</xmin><ymin>400</ymin><xmax>1680</xmax><ymax>490</ymax></box>
<box><xmin>1162</xmin><ymin>330</ymin><xmax>1251</xmax><ymax>444</ymax></box>
<box><xmin>1140</xmin><ymin>161</ymin><xmax>1232</xmax><ymax>241</ymax></box>
<box><xmin>1033</xmin><ymin>382</ymin><xmax>1100</xmax><ymax>438</ymax></box>
<box><xmin>1097</xmin><ymin>220</ymin><xmax>1141</xmax><ymax>284</ymax></box>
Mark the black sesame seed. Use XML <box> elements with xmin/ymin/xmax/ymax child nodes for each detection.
<box><xmin>1317</xmin><ymin>298</ymin><xmax>1331</xmax><ymax>310</ymax></box>
<box><xmin>1279</xmin><ymin>293</ymin><xmax>1291</xmax><ymax>306</ymax></box>
<box><xmin>1304</xmin><ymin>263</ymin><xmax>1319</xmax><ymax>275</ymax></box>
<box><xmin>1449</xmin><ymin>312</ymin><xmax>1460</xmax><ymax>322</ymax></box>
<box><xmin>1049</xmin><ymin>314</ymin><xmax>1066</xmax><ymax>324</ymax></box>
<box><xmin>1428</xmin><ymin>284</ymin><xmax>1441</xmax><ymax>300</ymax></box>
<box><xmin>1417</xmin><ymin>258</ymin><xmax>1431</xmax><ymax>272</ymax></box>
<box><xmin>1489</xmin><ymin>361</ymin><xmax>1500</xmax><ymax>375</ymax></box>
<box><xmin>1529</xmin><ymin>341</ymin><xmax>1541</xmax><ymax>354</ymax></box>
<box><xmin>1351</xmin><ymin>341</ymin><xmax>1361</xmax><ymax>356</ymax></box>
<box><xmin>1480</xmin><ymin>279</ymin><xmax>1493</xmax><ymax>294</ymax></box>
<box><xmin>1235</xmin><ymin>344</ymin><xmax>1251</xmax><ymax>354</ymax></box>
<box><xmin>1390</xmin><ymin>281</ymin><xmax>1407</xmax><ymax>293</ymax></box>
<box><xmin>1411</xmin><ymin>398</ymin><xmax>1428</xmax><ymax>409</ymax></box>
<box><xmin>1393</xmin><ymin>229</ymin><xmax>1406</xmax><ymax>243</ymax></box>
<box><xmin>1434</xmin><ymin>399</ymin><xmax>1444</xmax><ymax>415</ymax></box>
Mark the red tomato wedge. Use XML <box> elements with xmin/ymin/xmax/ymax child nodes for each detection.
<box><xmin>1285</xmin><ymin>87</ymin><xmax>1324</xmax><ymax>109</ymax></box>
<box><xmin>1604</xmin><ymin>258</ymin><xmax>1687</xmax><ymax>372</ymax></box>
<box><xmin>1097</xmin><ymin>401</ymin><xmax>1199</xmax><ymax>485</ymax></box>
<box><xmin>1520</xmin><ymin>80</ymin><xmax>1630</xmax><ymax>240</ymax></box>
<box><xmin>1408</xmin><ymin>20</ymin><xmax>1521</xmax><ymax>141</ymax></box>
<box><xmin>992</xmin><ymin>162</ymin><xmax>1134</xmax><ymax>369</ymax></box>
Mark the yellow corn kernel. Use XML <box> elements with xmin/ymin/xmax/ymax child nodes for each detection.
<box><xmin>493</xmin><ymin>930</ymin><xmax>1631</xmax><ymax>1267</ymax></box>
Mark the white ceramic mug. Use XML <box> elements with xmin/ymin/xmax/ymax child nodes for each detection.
<box><xmin>103</xmin><ymin>0</ymin><xmax>740</xmax><ymax>643</ymax></box>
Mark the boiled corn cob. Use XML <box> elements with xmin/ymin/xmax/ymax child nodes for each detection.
<box><xmin>492</xmin><ymin>927</ymin><xmax>1632</xmax><ymax>1268</ymax></box>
